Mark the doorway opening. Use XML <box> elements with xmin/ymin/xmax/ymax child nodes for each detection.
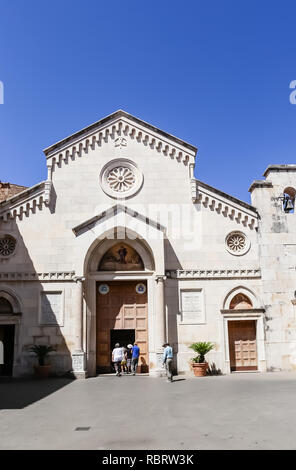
<box><xmin>110</xmin><ymin>328</ymin><xmax>135</xmax><ymax>351</ymax></box>
<box><xmin>228</xmin><ymin>320</ymin><xmax>257</xmax><ymax>372</ymax></box>
<box><xmin>110</xmin><ymin>329</ymin><xmax>135</xmax><ymax>373</ymax></box>
<box><xmin>0</xmin><ymin>325</ymin><xmax>15</xmax><ymax>376</ymax></box>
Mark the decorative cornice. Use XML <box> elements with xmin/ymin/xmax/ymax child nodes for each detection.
<box><xmin>72</xmin><ymin>204</ymin><xmax>166</xmax><ymax>236</ymax></box>
<box><xmin>44</xmin><ymin>116</ymin><xmax>196</xmax><ymax>174</ymax></box>
<box><xmin>0</xmin><ymin>271</ymin><xmax>76</xmax><ymax>282</ymax></box>
<box><xmin>166</xmin><ymin>269</ymin><xmax>261</xmax><ymax>279</ymax></box>
<box><xmin>263</xmin><ymin>165</ymin><xmax>296</xmax><ymax>178</ymax></box>
<box><xmin>191</xmin><ymin>179</ymin><xmax>258</xmax><ymax>229</ymax></box>
<box><xmin>44</xmin><ymin>110</ymin><xmax>197</xmax><ymax>155</ymax></box>
<box><xmin>220</xmin><ymin>308</ymin><xmax>265</xmax><ymax>314</ymax></box>
<box><xmin>0</xmin><ymin>181</ymin><xmax>52</xmax><ymax>222</ymax></box>
<box><xmin>248</xmin><ymin>180</ymin><xmax>273</xmax><ymax>193</ymax></box>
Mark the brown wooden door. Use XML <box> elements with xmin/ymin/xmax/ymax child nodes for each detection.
<box><xmin>228</xmin><ymin>320</ymin><xmax>257</xmax><ymax>371</ymax></box>
<box><xmin>96</xmin><ymin>281</ymin><xmax>148</xmax><ymax>373</ymax></box>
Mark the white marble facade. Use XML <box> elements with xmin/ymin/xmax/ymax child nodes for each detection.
<box><xmin>0</xmin><ymin>110</ymin><xmax>296</xmax><ymax>377</ymax></box>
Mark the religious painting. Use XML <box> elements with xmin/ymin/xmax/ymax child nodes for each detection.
<box><xmin>98</xmin><ymin>243</ymin><xmax>144</xmax><ymax>271</ymax></box>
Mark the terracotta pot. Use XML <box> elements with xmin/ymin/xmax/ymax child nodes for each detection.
<box><xmin>34</xmin><ymin>365</ymin><xmax>52</xmax><ymax>379</ymax></box>
<box><xmin>192</xmin><ymin>362</ymin><xmax>208</xmax><ymax>377</ymax></box>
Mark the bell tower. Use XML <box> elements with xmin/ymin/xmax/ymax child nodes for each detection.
<box><xmin>249</xmin><ymin>165</ymin><xmax>296</xmax><ymax>371</ymax></box>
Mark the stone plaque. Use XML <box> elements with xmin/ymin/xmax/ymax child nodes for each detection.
<box><xmin>40</xmin><ymin>292</ymin><xmax>62</xmax><ymax>325</ymax></box>
<box><xmin>72</xmin><ymin>353</ymin><xmax>85</xmax><ymax>372</ymax></box>
<box><xmin>181</xmin><ymin>290</ymin><xmax>205</xmax><ymax>323</ymax></box>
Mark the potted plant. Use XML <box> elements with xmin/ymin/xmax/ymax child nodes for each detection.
<box><xmin>30</xmin><ymin>344</ymin><xmax>56</xmax><ymax>378</ymax></box>
<box><xmin>189</xmin><ymin>342</ymin><xmax>215</xmax><ymax>377</ymax></box>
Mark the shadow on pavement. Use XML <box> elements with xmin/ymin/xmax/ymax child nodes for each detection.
<box><xmin>0</xmin><ymin>377</ymin><xmax>74</xmax><ymax>409</ymax></box>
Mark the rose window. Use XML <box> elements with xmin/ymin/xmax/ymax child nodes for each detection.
<box><xmin>107</xmin><ymin>167</ymin><xmax>135</xmax><ymax>193</ymax></box>
<box><xmin>225</xmin><ymin>231</ymin><xmax>250</xmax><ymax>256</ymax></box>
<box><xmin>100</xmin><ymin>159</ymin><xmax>143</xmax><ymax>199</ymax></box>
<box><xmin>0</xmin><ymin>236</ymin><xmax>16</xmax><ymax>257</ymax></box>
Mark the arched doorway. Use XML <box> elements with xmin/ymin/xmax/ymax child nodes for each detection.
<box><xmin>85</xmin><ymin>235</ymin><xmax>156</xmax><ymax>376</ymax></box>
<box><xmin>221</xmin><ymin>287</ymin><xmax>266</xmax><ymax>373</ymax></box>
<box><xmin>0</xmin><ymin>296</ymin><xmax>16</xmax><ymax>376</ymax></box>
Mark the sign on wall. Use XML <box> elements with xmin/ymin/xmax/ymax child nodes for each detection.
<box><xmin>40</xmin><ymin>291</ymin><xmax>63</xmax><ymax>325</ymax></box>
<box><xmin>180</xmin><ymin>290</ymin><xmax>205</xmax><ymax>324</ymax></box>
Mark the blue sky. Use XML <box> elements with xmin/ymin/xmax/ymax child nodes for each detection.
<box><xmin>0</xmin><ymin>0</ymin><xmax>296</xmax><ymax>203</ymax></box>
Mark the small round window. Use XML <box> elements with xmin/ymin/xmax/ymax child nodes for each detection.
<box><xmin>0</xmin><ymin>235</ymin><xmax>16</xmax><ymax>258</ymax></box>
<box><xmin>225</xmin><ymin>231</ymin><xmax>250</xmax><ymax>256</ymax></box>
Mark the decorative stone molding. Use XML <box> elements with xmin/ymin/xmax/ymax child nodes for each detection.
<box><xmin>114</xmin><ymin>137</ymin><xmax>127</xmax><ymax>148</ymax></box>
<box><xmin>0</xmin><ymin>271</ymin><xmax>76</xmax><ymax>282</ymax></box>
<box><xmin>191</xmin><ymin>179</ymin><xmax>258</xmax><ymax>230</ymax></box>
<box><xmin>99</xmin><ymin>158</ymin><xmax>143</xmax><ymax>199</ymax></box>
<box><xmin>166</xmin><ymin>269</ymin><xmax>261</xmax><ymax>279</ymax></box>
<box><xmin>225</xmin><ymin>231</ymin><xmax>250</xmax><ymax>256</ymax></box>
<box><xmin>0</xmin><ymin>181</ymin><xmax>52</xmax><ymax>222</ymax></box>
<box><xmin>44</xmin><ymin>116</ymin><xmax>195</xmax><ymax>174</ymax></box>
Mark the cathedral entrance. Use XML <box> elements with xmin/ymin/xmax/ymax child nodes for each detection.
<box><xmin>0</xmin><ymin>325</ymin><xmax>15</xmax><ymax>376</ymax></box>
<box><xmin>96</xmin><ymin>281</ymin><xmax>148</xmax><ymax>373</ymax></box>
<box><xmin>228</xmin><ymin>320</ymin><xmax>258</xmax><ymax>371</ymax></box>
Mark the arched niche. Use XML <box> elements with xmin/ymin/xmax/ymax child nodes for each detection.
<box><xmin>0</xmin><ymin>297</ymin><xmax>13</xmax><ymax>314</ymax></box>
<box><xmin>283</xmin><ymin>187</ymin><xmax>296</xmax><ymax>213</ymax></box>
<box><xmin>0</xmin><ymin>289</ymin><xmax>21</xmax><ymax>314</ymax></box>
<box><xmin>229</xmin><ymin>293</ymin><xmax>253</xmax><ymax>310</ymax></box>
<box><xmin>85</xmin><ymin>228</ymin><xmax>155</xmax><ymax>274</ymax></box>
<box><xmin>98</xmin><ymin>243</ymin><xmax>144</xmax><ymax>271</ymax></box>
<box><xmin>222</xmin><ymin>286</ymin><xmax>259</xmax><ymax>310</ymax></box>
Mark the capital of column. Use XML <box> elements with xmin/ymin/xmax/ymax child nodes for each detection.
<box><xmin>155</xmin><ymin>275</ymin><xmax>166</xmax><ymax>283</ymax></box>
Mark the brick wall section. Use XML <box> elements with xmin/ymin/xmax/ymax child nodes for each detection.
<box><xmin>0</xmin><ymin>182</ymin><xmax>27</xmax><ymax>202</ymax></box>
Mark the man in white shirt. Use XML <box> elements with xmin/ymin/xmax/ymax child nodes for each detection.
<box><xmin>112</xmin><ymin>343</ymin><xmax>124</xmax><ymax>376</ymax></box>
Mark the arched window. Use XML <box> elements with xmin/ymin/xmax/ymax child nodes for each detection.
<box><xmin>0</xmin><ymin>297</ymin><xmax>13</xmax><ymax>314</ymax></box>
<box><xmin>229</xmin><ymin>293</ymin><xmax>253</xmax><ymax>310</ymax></box>
<box><xmin>282</xmin><ymin>187</ymin><xmax>296</xmax><ymax>213</ymax></box>
<box><xmin>98</xmin><ymin>243</ymin><xmax>144</xmax><ymax>271</ymax></box>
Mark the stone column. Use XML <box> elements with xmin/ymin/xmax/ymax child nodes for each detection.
<box><xmin>72</xmin><ymin>276</ymin><xmax>87</xmax><ymax>379</ymax></box>
<box><xmin>154</xmin><ymin>275</ymin><xmax>167</xmax><ymax>375</ymax></box>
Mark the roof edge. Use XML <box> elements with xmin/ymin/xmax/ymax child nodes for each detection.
<box><xmin>0</xmin><ymin>181</ymin><xmax>46</xmax><ymax>208</ymax></box>
<box><xmin>195</xmin><ymin>179</ymin><xmax>257</xmax><ymax>213</ymax></box>
<box><xmin>43</xmin><ymin>110</ymin><xmax>197</xmax><ymax>156</ymax></box>
<box><xmin>248</xmin><ymin>180</ymin><xmax>273</xmax><ymax>193</ymax></box>
<box><xmin>263</xmin><ymin>165</ymin><xmax>296</xmax><ymax>178</ymax></box>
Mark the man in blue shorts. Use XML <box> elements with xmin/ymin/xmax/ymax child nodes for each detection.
<box><xmin>131</xmin><ymin>342</ymin><xmax>140</xmax><ymax>375</ymax></box>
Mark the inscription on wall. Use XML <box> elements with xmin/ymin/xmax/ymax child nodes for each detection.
<box><xmin>40</xmin><ymin>291</ymin><xmax>63</xmax><ymax>325</ymax></box>
<box><xmin>180</xmin><ymin>290</ymin><xmax>205</xmax><ymax>324</ymax></box>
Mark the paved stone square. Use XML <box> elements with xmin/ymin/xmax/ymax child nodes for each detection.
<box><xmin>0</xmin><ymin>372</ymin><xmax>296</xmax><ymax>450</ymax></box>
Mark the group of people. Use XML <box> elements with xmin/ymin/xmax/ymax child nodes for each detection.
<box><xmin>111</xmin><ymin>341</ymin><xmax>174</xmax><ymax>382</ymax></box>
<box><xmin>111</xmin><ymin>342</ymin><xmax>140</xmax><ymax>376</ymax></box>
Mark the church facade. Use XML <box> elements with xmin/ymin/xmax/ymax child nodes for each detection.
<box><xmin>0</xmin><ymin>110</ymin><xmax>296</xmax><ymax>378</ymax></box>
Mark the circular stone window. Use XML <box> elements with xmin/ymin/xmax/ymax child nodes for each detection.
<box><xmin>225</xmin><ymin>231</ymin><xmax>250</xmax><ymax>256</ymax></box>
<box><xmin>99</xmin><ymin>159</ymin><xmax>143</xmax><ymax>199</ymax></box>
<box><xmin>0</xmin><ymin>235</ymin><xmax>16</xmax><ymax>258</ymax></box>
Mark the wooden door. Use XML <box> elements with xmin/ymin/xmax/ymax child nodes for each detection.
<box><xmin>96</xmin><ymin>281</ymin><xmax>148</xmax><ymax>372</ymax></box>
<box><xmin>228</xmin><ymin>320</ymin><xmax>257</xmax><ymax>371</ymax></box>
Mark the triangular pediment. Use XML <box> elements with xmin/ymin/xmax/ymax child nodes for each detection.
<box><xmin>72</xmin><ymin>204</ymin><xmax>166</xmax><ymax>237</ymax></box>
<box><xmin>43</xmin><ymin>110</ymin><xmax>196</xmax><ymax>168</ymax></box>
